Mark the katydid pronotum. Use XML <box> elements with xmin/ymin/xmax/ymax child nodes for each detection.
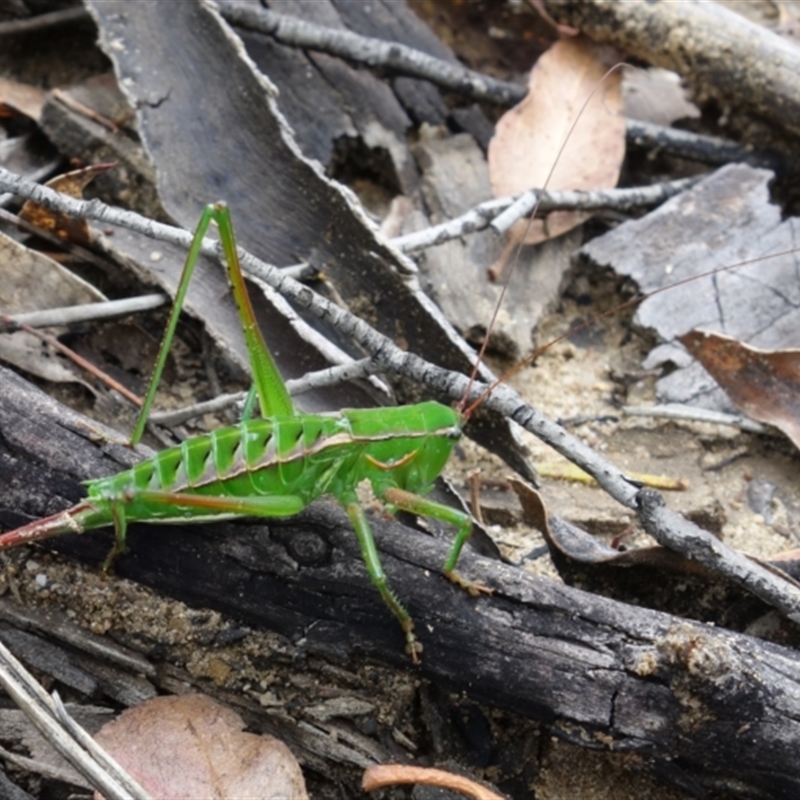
<box><xmin>0</xmin><ymin>202</ymin><xmax>493</xmax><ymax>663</ymax></box>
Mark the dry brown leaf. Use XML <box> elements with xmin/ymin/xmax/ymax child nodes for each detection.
<box><xmin>507</xmin><ymin>477</ymin><xmax>703</xmax><ymax>574</ymax></box>
<box><xmin>93</xmin><ymin>694</ymin><xmax>308</xmax><ymax>800</ymax></box>
<box><xmin>488</xmin><ymin>36</ymin><xmax>625</xmax><ymax>246</ymax></box>
<box><xmin>0</xmin><ymin>76</ymin><xmax>46</xmax><ymax>121</ymax></box>
<box><xmin>680</xmin><ymin>330</ymin><xmax>800</xmax><ymax>450</ymax></box>
<box><xmin>19</xmin><ymin>162</ymin><xmax>115</xmax><ymax>245</ymax></box>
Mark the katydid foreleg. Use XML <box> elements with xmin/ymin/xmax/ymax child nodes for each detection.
<box><xmin>381</xmin><ymin>488</ymin><xmax>488</xmax><ymax>595</ymax></box>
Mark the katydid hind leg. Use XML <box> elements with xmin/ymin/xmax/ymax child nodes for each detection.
<box><xmin>130</xmin><ymin>205</ymin><xmax>220</xmax><ymax>445</ymax></box>
<box><xmin>99</xmin><ymin>490</ymin><xmax>306</xmax><ymax>569</ymax></box>
<box><xmin>130</xmin><ymin>204</ymin><xmax>294</xmax><ymax>446</ymax></box>
<box><xmin>342</xmin><ymin>498</ymin><xmax>423</xmax><ymax>663</ymax></box>
<box><xmin>382</xmin><ymin>487</ymin><xmax>492</xmax><ymax>597</ymax></box>
<box><xmin>213</xmin><ymin>204</ymin><xmax>295</xmax><ymax>419</ymax></box>
<box><xmin>132</xmin><ymin>489</ymin><xmax>305</xmax><ymax>517</ymax></box>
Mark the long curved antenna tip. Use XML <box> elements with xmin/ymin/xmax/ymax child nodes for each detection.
<box><xmin>458</xmin><ymin>62</ymin><xmax>628</xmax><ymax>417</ymax></box>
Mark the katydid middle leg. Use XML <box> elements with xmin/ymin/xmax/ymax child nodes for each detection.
<box><xmin>341</xmin><ymin>495</ymin><xmax>423</xmax><ymax>663</ymax></box>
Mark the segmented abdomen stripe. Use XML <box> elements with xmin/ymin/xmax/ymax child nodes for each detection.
<box><xmin>86</xmin><ymin>403</ymin><xmax>460</xmax><ymax>503</ymax></box>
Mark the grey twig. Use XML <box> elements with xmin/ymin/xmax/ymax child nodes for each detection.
<box><xmin>0</xmin><ymin>294</ymin><xmax>167</xmax><ymax>331</ymax></box>
<box><xmin>626</xmin><ymin>119</ymin><xmax>785</xmax><ymax>172</ymax></box>
<box><xmin>217</xmin><ymin>1</ymin><xmax>525</xmax><ymax>106</ymax></box>
<box><xmin>623</xmin><ymin>403</ymin><xmax>769</xmax><ymax>435</ymax></box>
<box><xmin>0</xmin><ymin>157</ymin><xmax>61</xmax><ymax>207</ymax></box>
<box><xmin>0</xmin><ymin>638</ymin><xmax>151</xmax><ymax>800</ymax></box>
<box><xmin>637</xmin><ymin>490</ymin><xmax>800</xmax><ymax>622</ymax></box>
<box><xmin>1</xmin><ymin>167</ymin><xmax>798</xmax><ymax>624</ymax></box>
<box><xmin>285</xmin><ymin>356</ymin><xmax>383</xmax><ymax>397</ymax></box>
<box><xmin>391</xmin><ymin>196</ymin><xmax>509</xmax><ymax>253</ymax></box>
<box><xmin>489</xmin><ymin>177</ymin><xmax>701</xmax><ymax>235</ymax></box>
<box><xmin>393</xmin><ymin>177</ymin><xmax>699</xmax><ymax>253</ymax></box>
<box><xmin>150</xmin><ymin>357</ymin><xmax>381</xmax><ymax>426</ymax></box>
<box><xmin>150</xmin><ymin>391</ymin><xmax>244</xmax><ymax>426</ymax></box>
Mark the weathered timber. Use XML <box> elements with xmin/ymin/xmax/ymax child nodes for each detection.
<box><xmin>1</xmin><ymin>365</ymin><xmax>800</xmax><ymax>799</ymax></box>
<box><xmin>541</xmin><ymin>0</ymin><xmax>800</xmax><ymax>142</ymax></box>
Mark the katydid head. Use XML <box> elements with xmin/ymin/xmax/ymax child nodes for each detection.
<box><xmin>413</xmin><ymin>401</ymin><xmax>464</xmax><ymax>486</ymax></box>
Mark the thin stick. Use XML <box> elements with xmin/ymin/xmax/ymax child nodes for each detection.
<box><xmin>0</xmin><ymin>315</ymin><xmax>142</xmax><ymax>407</ymax></box>
<box><xmin>623</xmin><ymin>403</ymin><xmax>770</xmax><ymax>434</ymax></box>
<box><xmin>0</xmin><ymin>294</ymin><xmax>166</xmax><ymax>331</ymax></box>
<box><xmin>0</xmin><ymin>638</ymin><xmax>152</xmax><ymax>800</ymax></box>
<box><xmin>149</xmin><ymin>357</ymin><xmax>380</xmax><ymax>426</ymax></box>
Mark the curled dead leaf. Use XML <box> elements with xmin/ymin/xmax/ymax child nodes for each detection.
<box><xmin>679</xmin><ymin>330</ymin><xmax>800</xmax><ymax>451</ymax></box>
<box><xmin>363</xmin><ymin>764</ymin><xmax>506</xmax><ymax>800</ymax></box>
<box><xmin>20</xmin><ymin>162</ymin><xmax>116</xmax><ymax>245</ymax></box>
<box><xmin>508</xmin><ymin>477</ymin><xmax>704</xmax><ymax>574</ymax></box>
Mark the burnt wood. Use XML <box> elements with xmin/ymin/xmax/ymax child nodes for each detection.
<box><xmin>1</xmin><ymin>364</ymin><xmax>800</xmax><ymax>798</ymax></box>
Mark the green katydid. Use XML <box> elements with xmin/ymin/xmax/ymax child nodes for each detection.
<box><xmin>0</xmin><ymin>202</ymin><xmax>490</xmax><ymax>663</ymax></box>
